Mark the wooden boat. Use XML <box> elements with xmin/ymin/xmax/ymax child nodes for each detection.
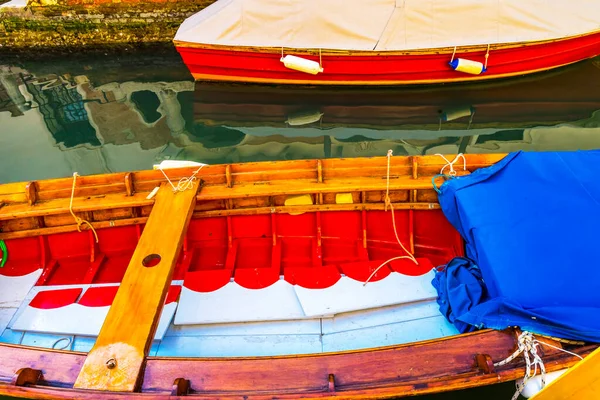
<box><xmin>0</xmin><ymin>154</ymin><xmax>595</xmax><ymax>398</ymax></box>
<box><xmin>193</xmin><ymin>57</ymin><xmax>600</xmax><ymax>130</ymax></box>
<box><xmin>174</xmin><ymin>0</ymin><xmax>600</xmax><ymax>85</ymax></box>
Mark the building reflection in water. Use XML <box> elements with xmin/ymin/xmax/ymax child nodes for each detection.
<box><xmin>0</xmin><ymin>55</ymin><xmax>600</xmax><ymax>183</ymax></box>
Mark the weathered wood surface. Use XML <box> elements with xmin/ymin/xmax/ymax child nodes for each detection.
<box><xmin>0</xmin><ymin>154</ymin><xmax>505</xmax><ymax>239</ymax></box>
<box><xmin>0</xmin><ymin>330</ymin><xmax>594</xmax><ymax>399</ymax></box>
<box><xmin>73</xmin><ymin>183</ymin><xmax>199</xmax><ymax>392</ymax></box>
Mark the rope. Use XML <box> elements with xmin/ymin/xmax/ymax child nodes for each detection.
<box><xmin>51</xmin><ymin>336</ymin><xmax>72</xmax><ymax>350</ymax></box>
<box><xmin>493</xmin><ymin>331</ymin><xmax>583</xmax><ymax>400</ymax></box>
<box><xmin>431</xmin><ymin>174</ymin><xmax>448</xmax><ymax>194</ymax></box>
<box><xmin>363</xmin><ymin>150</ymin><xmax>418</xmax><ymax>286</ymax></box>
<box><xmin>484</xmin><ymin>44</ymin><xmax>490</xmax><ymax>70</ymax></box>
<box><xmin>435</xmin><ymin>153</ymin><xmax>466</xmax><ymax>176</ymax></box>
<box><xmin>319</xmin><ymin>48</ymin><xmax>322</xmax><ymax>69</ymax></box>
<box><xmin>70</xmin><ymin>173</ymin><xmax>98</xmax><ymax>243</ymax></box>
<box><xmin>158</xmin><ymin>164</ymin><xmax>205</xmax><ymax>193</ymax></box>
<box><xmin>0</xmin><ymin>239</ymin><xmax>7</xmax><ymax>268</ymax></box>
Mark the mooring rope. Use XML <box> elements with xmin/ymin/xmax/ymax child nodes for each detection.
<box><xmin>494</xmin><ymin>331</ymin><xmax>583</xmax><ymax>400</ymax></box>
<box><xmin>69</xmin><ymin>172</ymin><xmax>98</xmax><ymax>243</ymax></box>
<box><xmin>363</xmin><ymin>150</ymin><xmax>418</xmax><ymax>286</ymax></box>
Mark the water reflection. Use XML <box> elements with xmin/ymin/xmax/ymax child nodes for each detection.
<box><xmin>1</xmin><ymin>52</ymin><xmax>600</xmax><ymax>183</ymax></box>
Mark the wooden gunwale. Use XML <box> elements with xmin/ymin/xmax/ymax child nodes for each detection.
<box><xmin>173</xmin><ymin>28</ymin><xmax>600</xmax><ymax>56</ymax></box>
<box><xmin>0</xmin><ymin>154</ymin><xmax>505</xmax><ymax>240</ymax></box>
<box><xmin>0</xmin><ymin>329</ymin><xmax>595</xmax><ymax>399</ymax></box>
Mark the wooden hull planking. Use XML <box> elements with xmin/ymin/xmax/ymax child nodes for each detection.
<box><xmin>0</xmin><ymin>330</ymin><xmax>595</xmax><ymax>399</ymax></box>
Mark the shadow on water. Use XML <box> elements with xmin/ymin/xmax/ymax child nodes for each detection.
<box><xmin>0</xmin><ymin>46</ymin><xmax>598</xmax><ymax>399</ymax></box>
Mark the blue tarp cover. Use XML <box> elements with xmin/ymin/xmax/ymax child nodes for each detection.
<box><xmin>434</xmin><ymin>150</ymin><xmax>600</xmax><ymax>342</ymax></box>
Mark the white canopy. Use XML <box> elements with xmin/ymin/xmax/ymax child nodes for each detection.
<box><xmin>175</xmin><ymin>0</ymin><xmax>600</xmax><ymax>51</ymax></box>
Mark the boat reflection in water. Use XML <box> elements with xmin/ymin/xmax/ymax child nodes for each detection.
<box><xmin>1</xmin><ymin>56</ymin><xmax>600</xmax><ymax>184</ymax></box>
<box><xmin>192</xmin><ymin>56</ymin><xmax>600</xmax><ymax>156</ymax></box>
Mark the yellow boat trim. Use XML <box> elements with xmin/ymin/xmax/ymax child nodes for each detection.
<box><xmin>531</xmin><ymin>346</ymin><xmax>600</xmax><ymax>399</ymax></box>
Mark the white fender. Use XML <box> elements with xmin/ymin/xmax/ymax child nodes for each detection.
<box><xmin>518</xmin><ymin>369</ymin><xmax>568</xmax><ymax>398</ymax></box>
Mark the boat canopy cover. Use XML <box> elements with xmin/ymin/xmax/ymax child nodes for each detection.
<box><xmin>175</xmin><ymin>0</ymin><xmax>600</xmax><ymax>51</ymax></box>
<box><xmin>434</xmin><ymin>150</ymin><xmax>600</xmax><ymax>341</ymax></box>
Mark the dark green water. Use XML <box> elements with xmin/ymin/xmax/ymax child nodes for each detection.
<box><xmin>1</xmin><ymin>47</ymin><xmax>600</xmax><ymax>184</ymax></box>
<box><xmin>1</xmin><ymin>46</ymin><xmax>599</xmax><ymax>399</ymax></box>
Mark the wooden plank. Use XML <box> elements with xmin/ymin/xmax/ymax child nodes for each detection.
<box><xmin>0</xmin><ymin>192</ymin><xmax>153</xmax><ymax>221</ymax></box>
<box><xmin>531</xmin><ymin>346</ymin><xmax>600</xmax><ymax>400</ymax></box>
<box><xmin>73</xmin><ymin>182</ymin><xmax>198</xmax><ymax>392</ymax></box>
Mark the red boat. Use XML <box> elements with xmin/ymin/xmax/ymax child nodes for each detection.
<box><xmin>174</xmin><ymin>0</ymin><xmax>600</xmax><ymax>85</ymax></box>
<box><xmin>0</xmin><ymin>154</ymin><xmax>595</xmax><ymax>398</ymax></box>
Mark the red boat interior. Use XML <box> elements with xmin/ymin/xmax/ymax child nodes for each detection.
<box><xmin>3</xmin><ymin>209</ymin><xmax>463</xmax><ymax>297</ymax></box>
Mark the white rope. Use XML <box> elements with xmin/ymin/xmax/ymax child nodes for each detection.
<box><xmin>158</xmin><ymin>164</ymin><xmax>205</xmax><ymax>193</ymax></box>
<box><xmin>363</xmin><ymin>150</ymin><xmax>418</xmax><ymax>286</ymax></box>
<box><xmin>494</xmin><ymin>331</ymin><xmax>546</xmax><ymax>400</ymax></box>
<box><xmin>435</xmin><ymin>153</ymin><xmax>466</xmax><ymax>176</ymax></box>
<box><xmin>319</xmin><ymin>48</ymin><xmax>322</xmax><ymax>68</ymax></box>
<box><xmin>493</xmin><ymin>331</ymin><xmax>583</xmax><ymax>400</ymax></box>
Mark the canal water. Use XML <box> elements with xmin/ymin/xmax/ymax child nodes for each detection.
<box><xmin>1</xmin><ymin>46</ymin><xmax>599</xmax><ymax>399</ymax></box>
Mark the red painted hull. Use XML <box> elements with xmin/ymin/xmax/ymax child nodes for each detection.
<box><xmin>175</xmin><ymin>31</ymin><xmax>600</xmax><ymax>85</ymax></box>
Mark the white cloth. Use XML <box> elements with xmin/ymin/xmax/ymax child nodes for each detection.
<box><xmin>175</xmin><ymin>0</ymin><xmax>600</xmax><ymax>51</ymax></box>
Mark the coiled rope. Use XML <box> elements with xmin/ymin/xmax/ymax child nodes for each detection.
<box><xmin>70</xmin><ymin>172</ymin><xmax>98</xmax><ymax>243</ymax></box>
<box><xmin>494</xmin><ymin>331</ymin><xmax>583</xmax><ymax>400</ymax></box>
<box><xmin>363</xmin><ymin>150</ymin><xmax>418</xmax><ymax>286</ymax></box>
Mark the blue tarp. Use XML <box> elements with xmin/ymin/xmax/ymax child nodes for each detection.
<box><xmin>434</xmin><ymin>150</ymin><xmax>600</xmax><ymax>342</ymax></box>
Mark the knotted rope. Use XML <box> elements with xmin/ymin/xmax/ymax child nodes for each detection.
<box><xmin>494</xmin><ymin>331</ymin><xmax>583</xmax><ymax>400</ymax></box>
<box><xmin>363</xmin><ymin>150</ymin><xmax>418</xmax><ymax>286</ymax></box>
<box><xmin>158</xmin><ymin>164</ymin><xmax>206</xmax><ymax>193</ymax></box>
<box><xmin>70</xmin><ymin>172</ymin><xmax>98</xmax><ymax>243</ymax></box>
<box><xmin>432</xmin><ymin>153</ymin><xmax>467</xmax><ymax>193</ymax></box>
<box><xmin>435</xmin><ymin>153</ymin><xmax>466</xmax><ymax>176</ymax></box>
